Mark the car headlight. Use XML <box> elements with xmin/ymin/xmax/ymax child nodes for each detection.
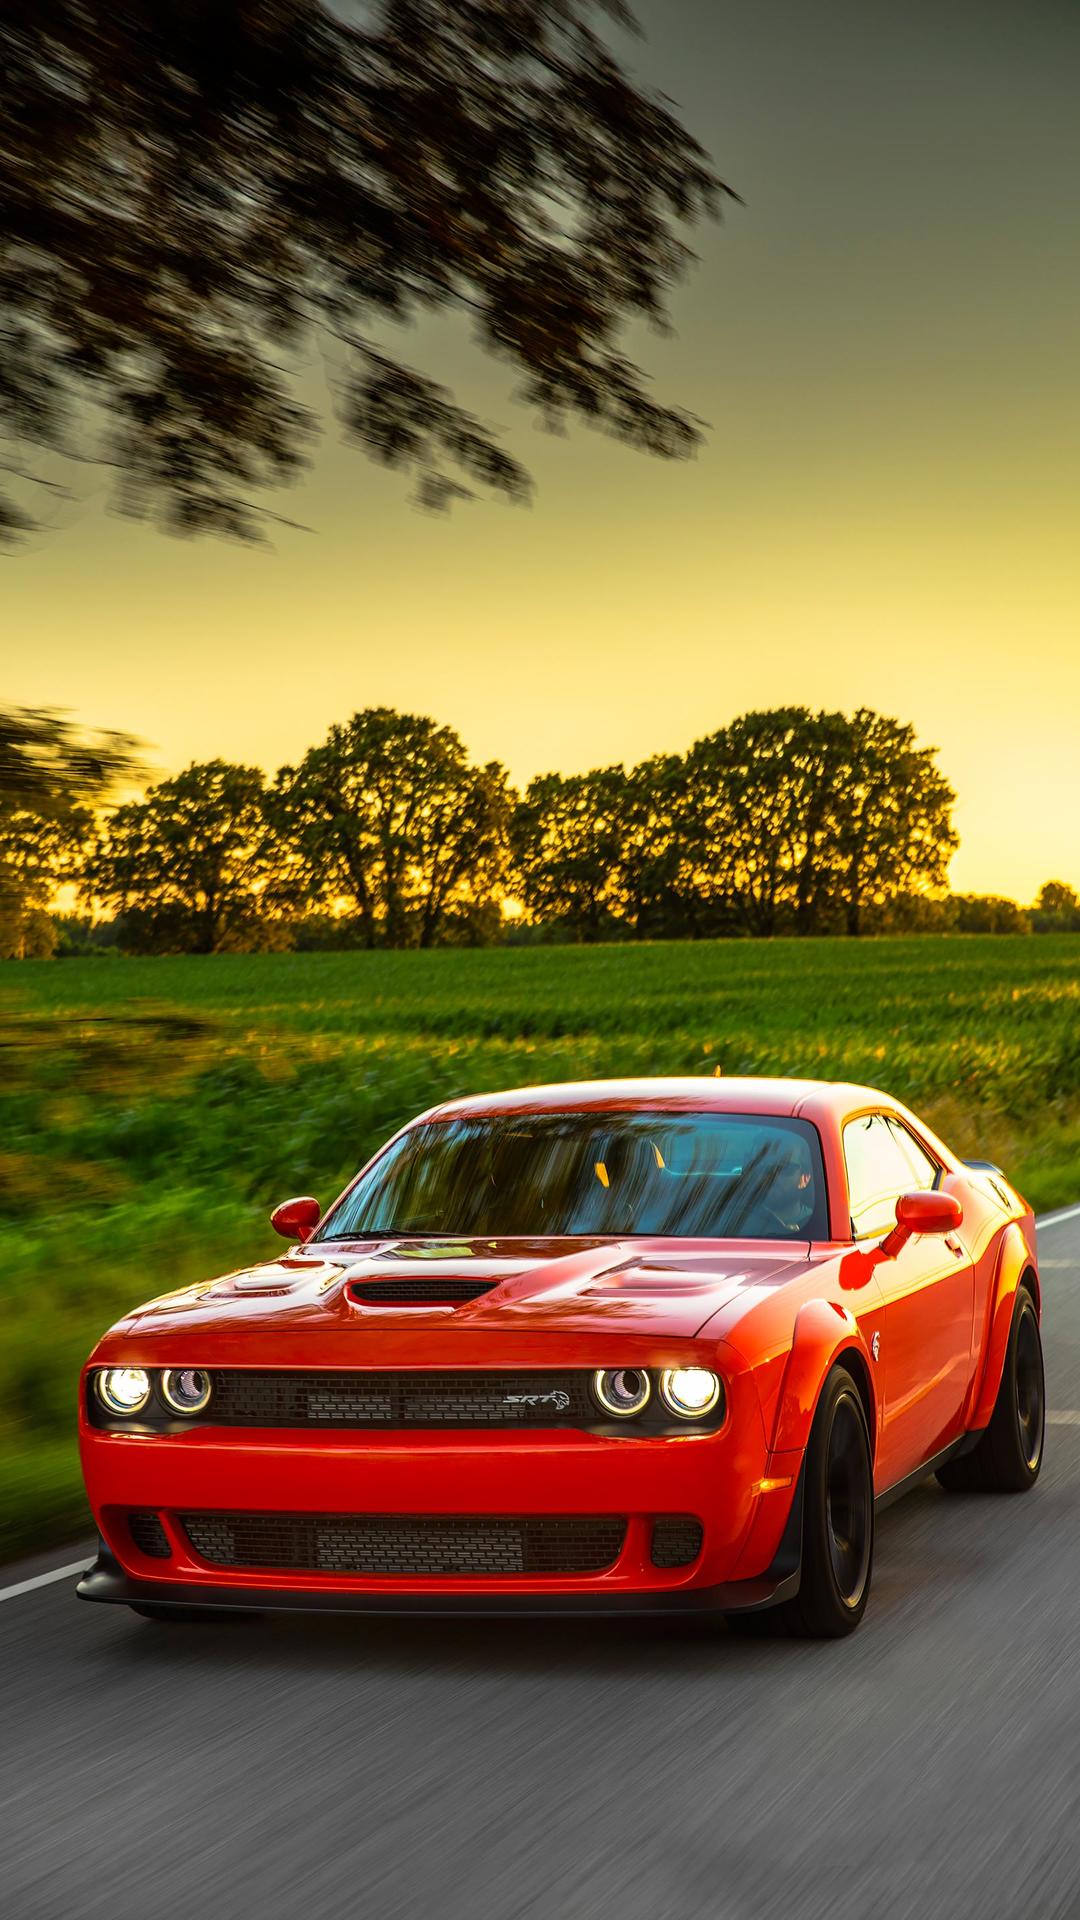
<box><xmin>592</xmin><ymin>1367</ymin><xmax>651</xmax><ymax>1417</ymax></box>
<box><xmin>659</xmin><ymin>1367</ymin><xmax>723</xmax><ymax>1420</ymax></box>
<box><xmin>160</xmin><ymin>1367</ymin><xmax>212</xmax><ymax>1415</ymax></box>
<box><xmin>95</xmin><ymin>1367</ymin><xmax>152</xmax><ymax>1415</ymax></box>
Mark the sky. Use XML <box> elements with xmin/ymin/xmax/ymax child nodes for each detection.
<box><xmin>4</xmin><ymin>0</ymin><xmax>1079</xmax><ymax>899</ymax></box>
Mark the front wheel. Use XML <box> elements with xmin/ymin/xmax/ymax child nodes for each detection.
<box><xmin>729</xmin><ymin>1365</ymin><xmax>874</xmax><ymax>1639</ymax></box>
<box><xmin>937</xmin><ymin>1285</ymin><xmax>1044</xmax><ymax>1494</ymax></box>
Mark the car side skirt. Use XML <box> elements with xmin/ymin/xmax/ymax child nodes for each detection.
<box><xmin>873</xmin><ymin>1431</ymin><xmax>984</xmax><ymax>1512</ymax></box>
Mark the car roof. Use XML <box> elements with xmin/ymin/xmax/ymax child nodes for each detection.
<box><xmin>426</xmin><ymin>1077</ymin><xmax>896</xmax><ymax>1123</ymax></box>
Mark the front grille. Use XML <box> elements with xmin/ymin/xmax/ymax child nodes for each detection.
<box><xmin>208</xmin><ymin>1371</ymin><xmax>594</xmax><ymax>1429</ymax></box>
<box><xmin>181</xmin><ymin>1513</ymin><xmax>627</xmax><ymax>1577</ymax></box>
<box><xmin>128</xmin><ymin>1511</ymin><xmax>171</xmax><ymax>1559</ymax></box>
<box><xmin>349</xmin><ymin>1279</ymin><xmax>497</xmax><ymax>1305</ymax></box>
<box><xmin>651</xmin><ymin>1517</ymin><xmax>704</xmax><ymax>1568</ymax></box>
<box><xmin>89</xmin><ymin>1370</ymin><xmax>726</xmax><ymax>1437</ymax></box>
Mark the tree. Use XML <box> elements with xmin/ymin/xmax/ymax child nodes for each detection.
<box><xmin>1</xmin><ymin>2</ymin><xmax>731</xmax><ymax>545</ymax></box>
<box><xmin>952</xmin><ymin>895</ymin><xmax>1031</xmax><ymax>936</ymax></box>
<box><xmin>613</xmin><ymin>754</ymin><xmax>699</xmax><ymax>939</ymax></box>
<box><xmin>0</xmin><ymin>708</ymin><xmax>138</xmax><ymax>810</ymax></box>
<box><xmin>1032</xmin><ymin>881</ymin><xmax>1080</xmax><ymax>933</ymax></box>
<box><xmin>0</xmin><ymin>808</ymin><xmax>87</xmax><ymax>958</ymax></box>
<box><xmin>87</xmin><ymin>762</ymin><xmax>282</xmax><ymax>952</ymax></box>
<box><xmin>0</xmin><ymin>706</ymin><xmax>138</xmax><ymax>958</ymax></box>
<box><xmin>830</xmin><ymin>711</ymin><xmax>957</xmax><ymax>936</ymax></box>
<box><xmin>273</xmin><ymin>709</ymin><xmax>511</xmax><ymax>947</ymax></box>
<box><xmin>686</xmin><ymin>709</ymin><xmax>832</xmax><ymax>937</ymax></box>
<box><xmin>677</xmin><ymin>707</ymin><xmax>956</xmax><ymax>938</ymax></box>
<box><xmin>787</xmin><ymin>712</ymin><xmax>854</xmax><ymax>935</ymax></box>
<box><xmin>513</xmin><ymin>707</ymin><xmax>957</xmax><ymax>944</ymax></box>
<box><xmin>511</xmin><ymin>767</ymin><xmax>627</xmax><ymax>940</ymax></box>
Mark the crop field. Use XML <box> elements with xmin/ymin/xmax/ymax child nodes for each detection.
<box><xmin>3</xmin><ymin>934</ymin><xmax>1079</xmax><ymax>1559</ymax></box>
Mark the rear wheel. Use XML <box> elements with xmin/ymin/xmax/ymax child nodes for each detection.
<box><xmin>937</xmin><ymin>1285</ymin><xmax>1044</xmax><ymax>1494</ymax></box>
<box><xmin>729</xmin><ymin>1365</ymin><xmax>874</xmax><ymax>1640</ymax></box>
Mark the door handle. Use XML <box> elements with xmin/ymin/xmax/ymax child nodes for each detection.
<box><xmin>944</xmin><ymin>1235</ymin><xmax>964</xmax><ymax>1256</ymax></box>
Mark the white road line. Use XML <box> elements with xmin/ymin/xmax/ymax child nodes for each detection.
<box><xmin>1036</xmin><ymin>1203</ymin><xmax>1080</xmax><ymax>1231</ymax></box>
<box><xmin>0</xmin><ymin>1558</ymin><xmax>92</xmax><ymax>1604</ymax></box>
<box><xmin>1047</xmin><ymin>1412</ymin><xmax>1080</xmax><ymax>1427</ymax></box>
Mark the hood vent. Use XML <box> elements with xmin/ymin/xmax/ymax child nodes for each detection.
<box><xmin>348</xmin><ymin>1277</ymin><xmax>498</xmax><ymax>1306</ymax></box>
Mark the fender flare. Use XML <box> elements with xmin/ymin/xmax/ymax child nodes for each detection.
<box><xmin>968</xmin><ymin>1221</ymin><xmax>1039</xmax><ymax>1431</ymax></box>
<box><xmin>769</xmin><ymin>1297</ymin><xmax>877</xmax><ymax>1458</ymax></box>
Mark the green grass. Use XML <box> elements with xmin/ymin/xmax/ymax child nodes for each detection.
<box><xmin>3</xmin><ymin>936</ymin><xmax>1079</xmax><ymax>1561</ymax></box>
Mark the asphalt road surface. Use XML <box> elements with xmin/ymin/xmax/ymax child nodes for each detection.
<box><xmin>3</xmin><ymin>1208</ymin><xmax>1079</xmax><ymax>1920</ymax></box>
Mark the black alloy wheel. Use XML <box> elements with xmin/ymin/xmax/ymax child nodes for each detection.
<box><xmin>825</xmin><ymin>1392</ymin><xmax>873</xmax><ymax>1609</ymax></box>
<box><xmin>937</xmin><ymin>1283</ymin><xmax>1045</xmax><ymax>1494</ymax></box>
<box><xmin>1014</xmin><ymin>1299</ymin><xmax>1045</xmax><ymax>1473</ymax></box>
<box><xmin>729</xmin><ymin>1364</ymin><xmax>874</xmax><ymax>1639</ymax></box>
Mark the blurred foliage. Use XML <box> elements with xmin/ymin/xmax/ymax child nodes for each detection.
<box><xmin>0</xmin><ymin>708</ymin><xmax>140</xmax><ymax>959</ymax></box>
<box><xmin>2</xmin><ymin>936</ymin><xmax>1080</xmax><ymax>1556</ymax></box>
<box><xmin>952</xmin><ymin>894</ymin><xmax>1033</xmax><ymax>936</ymax></box>
<box><xmin>1031</xmin><ymin>882</ymin><xmax>1080</xmax><ymax>934</ymax></box>
<box><xmin>1</xmin><ymin>0</ymin><xmax>729</xmax><ymax>543</ymax></box>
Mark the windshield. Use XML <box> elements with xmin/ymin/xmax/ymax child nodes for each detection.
<box><xmin>317</xmin><ymin>1110</ymin><xmax>827</xmax><ymax>1243</ymax></box>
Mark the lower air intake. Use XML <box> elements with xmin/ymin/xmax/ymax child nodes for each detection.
<box><xmin>181</xmin><ymin>1513</ymin><xmax>627</xmax><ymax>1577</ymax></box>
<box><xmin>128</xmin><ymin>1511</ymin><xmax>171</xmax><ymax>1559</ymax></box>
<box><xmin>650</xmin><ymin>1517</ymin><xmax>704</xmax><ymax>1568</ymax></box>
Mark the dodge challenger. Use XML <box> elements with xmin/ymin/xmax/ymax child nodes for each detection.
<box><xmin>77</xmin><ymin>1077</ymin><xmax>1045</xmax><ymax>1637</ymax></box>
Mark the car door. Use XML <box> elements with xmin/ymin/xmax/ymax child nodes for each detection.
<box><xmin>843</xmin><ymin>1112</ymin><xmax>975</xmax><ymax>1490</ymax></box>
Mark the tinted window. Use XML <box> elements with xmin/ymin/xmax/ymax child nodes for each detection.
<box><xmin>843</xmin><ymin>1113</ymin><xmax>939</xmax><ymax>1238</ymax></box>
<box><xmin>318</xmin><ymin>1111</ymin><xmax>829</xmax><ymax>1243</ymax></box>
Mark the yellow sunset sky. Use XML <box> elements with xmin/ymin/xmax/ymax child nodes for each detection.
<box><xmin>4</xmin><ymin>0</ymin><xmax>1078</xmax><ymax>900</ymax></box>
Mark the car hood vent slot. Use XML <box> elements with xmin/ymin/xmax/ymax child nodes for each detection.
<box><xmin>348</xmin><ymin>1278</ymin><xmax>498</xmax><ymax>1305</ymax></box>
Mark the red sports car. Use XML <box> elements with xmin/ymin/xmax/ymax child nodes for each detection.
<box><xmin>77</xmin><ymin>1077</ymin><xmax>1045</xmax><ymax>1637</ymax></box>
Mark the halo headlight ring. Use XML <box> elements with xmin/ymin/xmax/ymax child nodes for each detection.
<box><xmin>160</xmin><ymin>1367</ymin><xmax>213</xmax><ymax>1415</ymax></box>
<box><xmin>592</xmin><ymin>1367</ymin><xmax>652</xmax><ymax>1418</ymax></box>
<box><xmin>95</xmin><ymin>1368</ymin><xmax>152</xmax><ymax>1416</ymax></box>
<box><xmin>659</xmin><ymin>1367</ymin><xmax>723</xmax><ymax>1420</ymax></box>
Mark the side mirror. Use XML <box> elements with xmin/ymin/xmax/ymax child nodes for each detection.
<box><xmin>270</xmin><ymin>1195</ymin><xmax>322</xmax><ymax>1243</ymax></box>
<box><xmin>880</xmin><ymin>1189</ymin><xmax>963</xmax><ymax>1258</ymax></box>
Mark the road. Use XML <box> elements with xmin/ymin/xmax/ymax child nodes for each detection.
<box><xmin>2</xmin><ymin>1209</ymin><xmax>1079</xmax><ymax>1920</ymax></box>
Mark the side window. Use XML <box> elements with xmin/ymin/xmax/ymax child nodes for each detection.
<box><xmin>843</xmin><ymin>1112</ymin><xmax>938</xmax><ymax>1239</ymax></box>
<box><xmin>885</xmin><ymin>1117</ymin><xmax>939</xmax><ymax>1193</ymax></box>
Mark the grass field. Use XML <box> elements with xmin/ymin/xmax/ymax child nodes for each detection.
<box><xmin>3</xmin><ymin>935</ymin><xmax>1079</xmax><ymax>1560</ymax></box>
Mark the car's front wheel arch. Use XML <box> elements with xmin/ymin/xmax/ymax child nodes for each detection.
<box><xmin>733</xmin><ymin>1362</ymin><xmax>874</xmax><ymax>1639</ymax></box>
<box><xmin>1019</xmin><ymin>1267</ymin><xmax>1040</xmax><ymax>1315</ymax></box>
<box><xmin>832</xmin><ymin>1343</ymin><xmax>877</xmax><ymax>1465</ymax></box>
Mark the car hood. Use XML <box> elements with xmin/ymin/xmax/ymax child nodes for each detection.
<box><xmin>111</xmin><ymin>1235</ymin><xmax>813</xmax><ymax>1358</ymax></box>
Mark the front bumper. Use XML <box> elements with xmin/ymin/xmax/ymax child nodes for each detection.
<box><xmin>78</xmin><ymin>1513</ymin><xmax>803</xmax><ymax>1617</ymax></box>
<box><xmin>78</xmin><ymin>1413</ymin><xmax>804</xmax><ymax>1612</ymax></box>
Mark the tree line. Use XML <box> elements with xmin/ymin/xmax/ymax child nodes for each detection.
<box><xmin>0</xmin><ymin>703</ymin><xmax>1074</xmax><ymax>957</ymax></box>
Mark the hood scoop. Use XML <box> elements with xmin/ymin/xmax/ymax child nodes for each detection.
<box><xmin>347</xmin><ymin>1277</ymin><xmax>498</xmax><ymax>1307</ymax></box>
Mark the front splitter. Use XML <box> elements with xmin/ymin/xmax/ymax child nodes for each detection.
<box><xmin>76</xmin><ymin>1540</ymin><xmax>798</xmax><ymax>1618</ymax></box>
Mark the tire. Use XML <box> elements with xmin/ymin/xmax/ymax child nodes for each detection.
<box><xmin>936</xmin><ymin>1285</ymin><xmax>1044</xmax><ymax>1494</ymax></box>
<box><xmin>729</xmin><ymin>1365</ymin><xmax>874</xmax><ymax>1640</ymax></box>
<box><xmin>128</xmin><ymin>1604</ymin><xmax>259</xmax><ymax>1624</ymax></box>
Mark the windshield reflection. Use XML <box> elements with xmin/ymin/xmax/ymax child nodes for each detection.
<box><xmin>318</xmin><ymin>1111</ymin><xmax>826</xmax><ymax>1243</ymax></box>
